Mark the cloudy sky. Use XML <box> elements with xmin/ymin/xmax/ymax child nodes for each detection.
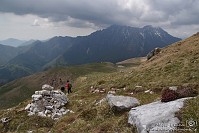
<box><xmin>0</xmin><ymin>0</ymin><xmax>199</xmax><ymax>40</ymax></box>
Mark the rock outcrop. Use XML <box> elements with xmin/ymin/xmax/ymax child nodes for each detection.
<box><xmin>161</xmin><ymin>86</ymin><xmax>198</xmax><ymax>102</ymax></box>
<box><xmin>128</xmin><ymin>98</ymin><xmax>191</xmax><ymax>133</ymax></box>
<box><xmin>161</xmin><ymin>87</ymin><xmax>179</xmax><ymax>102</ymax></box>
<box><xmin>25</xmin><ymin>84</ymin><xmax>70</xmax><ymax>120</ymax></box>
<box><xmin>147</xmin><ymin>47</ymin><xmax>161</xmax><ymax>60</ymax></box>
<box><xmin>106</xmin><ymin>94</ymin><xmax>140</xmax><ymax>112</ymax></box>
<box><xmin>177</xmin><ymin>86</ymin><xmax>198</xmax><ymax>98</ymax></box>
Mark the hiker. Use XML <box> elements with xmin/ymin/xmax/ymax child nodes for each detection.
<box><xmin>65</xmin><ymin>80</ymin><xmax>72</xmax><ymax>94</ymax></box>
<box><xmin>60</xmin><ymin>84</ymin><xmax>65</xmax><ymax>93</ymax></box>
<box><xmin>59</xmin><ymin>78</ymin><xmax>63</xmax><ymax>85</ymax></box>
<box><xmin>51</xmin><ymin>79</ymin><xmax>57</xmax><ymax>88</ymax></box>
<box><xmin>60</xmin><ymin>78</ymin><xmax>65</xmax><ymax>93</ymax></box>
<box><xmin>50</xmin><ymin>79</ymin><xmax>54</xmax><ymax>86</ymax></box>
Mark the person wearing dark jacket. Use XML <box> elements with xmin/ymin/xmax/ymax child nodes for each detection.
<box><xmin>65</xmin><ymin>80</ymin><xmax>72</xmax><ymax>94</ymax></box>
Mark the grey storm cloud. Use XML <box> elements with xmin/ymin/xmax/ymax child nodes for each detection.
<box><xmin>146</xmin><ymin>0</ymin><xmax>199</xmax><ymax>25</ymax></box>
<box><xmin>0</xmin><ymin>0</ymin><xmax>199</xmax><ymax>28</ymax></box>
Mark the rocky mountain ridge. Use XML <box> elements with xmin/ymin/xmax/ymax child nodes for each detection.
<box><xmin>0</xmin><ymin>25</ymin><xmax>180</xmax><ymax>85</ymax></box>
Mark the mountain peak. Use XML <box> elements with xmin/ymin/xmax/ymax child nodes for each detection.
<box><xmin>143</xmin><ymin>25</ymin><xmax>154</xmax><ymax>28</ymax></box>
<box><xmin>0</xmin><ymin>38</ymin><xmax>27</xmax><ymax>47</ymax></box>
<box><xmin>142</xmin><ymin>25</ymin><xmax>162</xmax><ymax>30</ymax></box>
<box><xmin>108</xmin><ymin>24</ymin><xmax>129</xmax><ymax>29</ymax></box>
<box><xmin>109</xmin><ymin>24</ymin><xmax>163</xmax><ymax>31</ymax></box>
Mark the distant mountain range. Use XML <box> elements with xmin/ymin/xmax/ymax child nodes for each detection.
<box><xmin>0</xmin><ymin>44</ymin><xmax>20</xmax><ymax>65</ymax></box>
<box><xmin>0</xmin><ymin>38</ymin><xmax>25</xmax><ymax>47</ymax></box>
<box><xmin>0</xmin><ymin>41</ymin><xmax>36</xmax><ymax>66</ymax></box>
<box><xmin>0</xmin><ymin>25</ymin><xmax>181</xmax><ymax>85</ymax></box>
<box><xmin>0</xmin><ymin>38</ymin><xmax>36</xmax><ymax>65</ymax></box>
<box><xmin>0</xmin><ymin>38</ymin><xmax>36</xmax><ymax>47</ymax></box>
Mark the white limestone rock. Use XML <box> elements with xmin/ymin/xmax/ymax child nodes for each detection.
<box><xmin>45</xmin><ymin>110</ymin><xmax>51</xmax><ymax>115</ymax></box>
<box><xmin>53</xmin><ymin>93</ymin><xmax>68</xmax><ymax>104</ymax></box>
<box><xmin>144</xmin><ymin>90</ymin><xmax>151</xmax><ymax>93</ymax></box>
<box><xmin>35</xmin><ymin>91</ymin><xmax>42</xmax><ymax>95</ymax></box>
<box><xmin>40</xmin><ymin>90</ymin><xmax>51</xmax><ymax>96</ymax></box>
<box><xmin>42</xmin><ymin>84</ymin><xmax>54</xmax><ymax>91</ymax></box>
<box><xmin>59</xmin><ymin>108</ymin><xmax>66</xmax><ymax>113</ymax></box>
<box><xmin>32</xmin><ymin>94</ymin><xmax>42</xmax><ymax>101</ymax></box>
<box><xmin>45</xmin><ymin>106</ymin><xmax>53</xmax><ymax>110</ymax></box>
<box><xmin>69</xmin><ymin>110</ymin><xmax>74</xmax><ymax>113</ymax></box>
<box><xmin>52</xmin><ymin>113</ymin><xmax>62</xmax><ymax>119</ymax></box>
<box><xmin>38</xmin><ymin>112</ymin><xmax>46</xmax><ymax>117</ymax></box>
<box><xmin>28</xmin><ymin>112</ymin><xmax>35</xmax><ymax>116</ymax></box>
<box><xmin>1</xmin><ymin>117</ymin><xmax>10</xmax><ymax>124</ymax></box>
<box><xmin>169</xmin><ymin>86</ymin><xmax>178</xmax><ymax>91</ymax></box>
<box><xmin>25</xmin><ymin>104</ymin><xmax>31</xmax><ymax>110</ymax></box>
<box><xmin>108</xmin><ymin>90</ymin><xmax>116</xmax><ymax>94</ymax></box>
<box><xmin>128</xmin><ymin>98</ymin><xmax>191</xmax><ymax>133</ymax></box>
<box><xmin>95</xmin><ymin>98</ymin><xmax>106</xmax><ymax>106</ymax></box>
<box><xmin>106</xmin><ymin>94</ymin><xmax>140</xmax><ymax>112</ymax></box>
<box><xmin>25</xmin><ymin>84</ymin><xmax>70</xmax><ymax>120</ymax></box>
<box><xmin>53</xmin><ymin>90</ymin><xmax>60</xmax><ymax>94</ymax></box>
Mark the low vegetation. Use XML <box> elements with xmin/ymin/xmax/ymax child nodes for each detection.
<box><xmin>0</xmin><ymin>33</ymin><xmax>199</xmax><ymax>132</ymax></box>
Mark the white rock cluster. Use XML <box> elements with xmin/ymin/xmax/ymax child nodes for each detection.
<box><xmin>25</xmin><ymin>84</ymin><xmax>70</xmax><ymax>120</ymax></box>
<box><xmin>144</xmin><ymin>89</ymin><xmax>154</xmax><ymax>94</ymax></box>
<box><xmin>90</xmin><ymin>86</ymin><xmax>106</xmax><ymax>93</ymax></box>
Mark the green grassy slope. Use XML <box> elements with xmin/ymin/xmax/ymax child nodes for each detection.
<box><xmin>0</xmin><ymin>33</ymin><xmax>199</xmax><ymax>132</ymax></box>
<box><xmin>116</xmin><ymin>57</ymin><xmax>147</xmax><ymax>67</ymax></box>
<box><xmin>50</xmin><ymin>32</ymin><xmax>199</xmax><ymax>132</ymax></box>
<box><xmin>0</xmin><ymin>62</ymin><xmax>117</xmax><ymax>110</ymax></box>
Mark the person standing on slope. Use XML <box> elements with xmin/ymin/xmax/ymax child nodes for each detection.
<box><xmin>65</xmin><ymin>80</ymin><xmax>72</xmax><ymax>94</ymax></box>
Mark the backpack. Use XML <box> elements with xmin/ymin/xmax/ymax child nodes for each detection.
<box><xmin>61</xmin><ymin>86</ymin><xmax>65</xmax><ymax>92</ymax></box>
<box><xmin>69</xmin><ymin>83</ymin><xmax>72</xmax><ymax>88</ymax></box>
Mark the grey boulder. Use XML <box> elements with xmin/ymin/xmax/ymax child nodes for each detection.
<box><xmin>106</xmin><ymin>94</ymin><xmax>140</xmax><ymax>112</ymax></box>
